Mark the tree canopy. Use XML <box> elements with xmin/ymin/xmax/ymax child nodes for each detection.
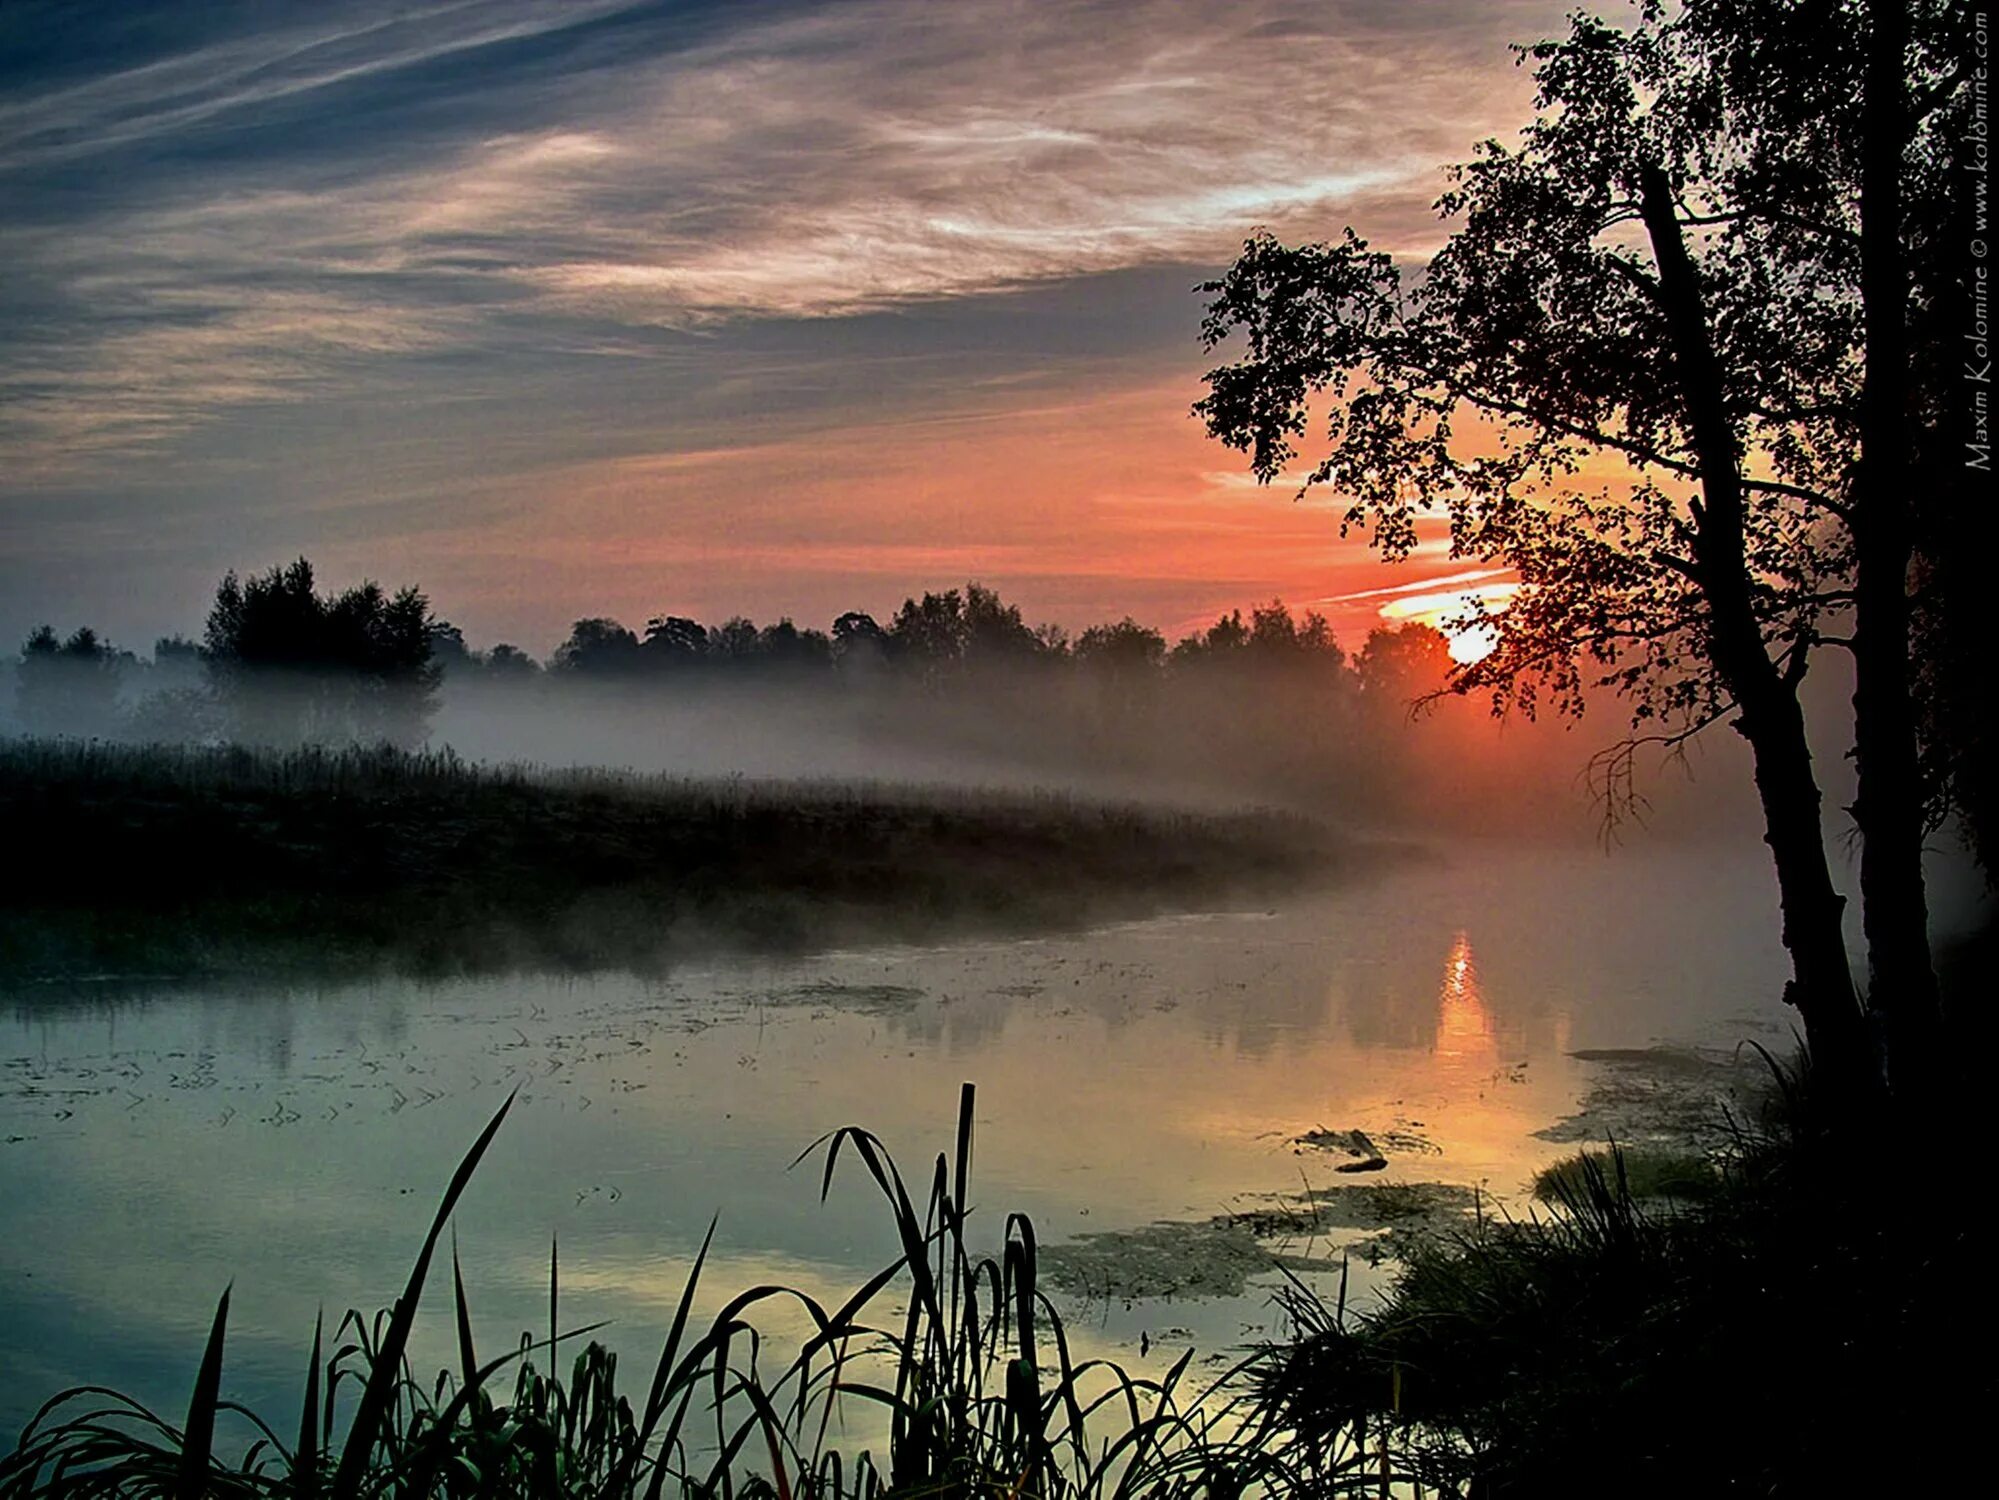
<box><xmin>1196</xmin><ymin>0</ymin><xmax>1973</xmax><ymax>1096</ymax></box>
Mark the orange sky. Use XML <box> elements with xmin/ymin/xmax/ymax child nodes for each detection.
<box><xmin>394</xmin><ymin>376</ymin><xmax>1508</xmax><ymax>653</ymax></box>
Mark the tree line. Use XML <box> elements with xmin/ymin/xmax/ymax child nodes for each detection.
<box><xmin>11</xmin><ymin>558</ymin><xmax>1459</xmax><ymax>749</ymax></box>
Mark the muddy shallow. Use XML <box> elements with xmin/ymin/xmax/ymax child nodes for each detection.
<box><xmin>0</xmin><ymin>838</ymin><xmax>1799</xmax><ymax>1433</ymax></box>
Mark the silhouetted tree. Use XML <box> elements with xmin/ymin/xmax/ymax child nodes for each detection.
<box><xmin>427</xmin><ymin>622</ymin><xmax>473</xmax><ymax>675</ymax></box>
<box><xmin>1075</xmin><ymin>618</ymin><xmax>1167</xmax><ymax>676</ymax></box>
<box><xmin>755</xmin><ymin>618</ymin><xmax>832</xmax><ymax>673</ymax></box>
<box><xmin>1195</xmin><ymin>1</ymin><xmax>1970</xmax><ymax>1095</ymax></box>
<box><xmin>1357</xmin><ymin>625</ymin><xmax>1454</xmax><ymax>711</ymax></box>
<box><xmin>483</xmin><ymin>643</ymin><xmax>541</xmax><ymax>678</ymax></box>
<box><xmin>709</xmin><ymin>616</ymin><xmax>761</xmax><ymax>662</ymax></box>
<box><xmin>832</xmin><ymin>610</ymin><xmax>891</xmax><ymax>675</ymax></box>
<box><xmin>962</xmin><ymin>582</ymin><xmax>1041</xmax><ymax>665</ymax></box>
<box><xmin>890</xmin><ymin>589</ymin><xmax>970</xmax><ymax>677</ymax></box>
<box><xmin>1170</xmin><ymin>610</ymin><xmax>1250</xmax><ymax>668</ymax></box>
<box><xmin>15</xmin><ymin>624</ymin><xmax>126</xmax><ymax>736</ymax></box>
<box><xmin>641</xmin><ymin>615</ymin><xmax>709</xmax><ymax>669</ymax></box>
<box><xmin>551</xmin><ymin>618</ymin><xmax>641</xmax><ymax>677</ymax></box>
<box><xmin>203</xmin><ymin>557</ymin><xmax>439</xmax><ymax>744</ymax></box>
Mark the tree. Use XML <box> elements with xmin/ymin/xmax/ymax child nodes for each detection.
<box><xmin>1168</xmin><ymin>609</ymin><xmax>1251</xmax><ymax>669</ymax></box>
<box><xmin>755</xmin><ymin>618</ymin><xmax>832</xmax><ymax>673</ymax></box>
<box><xmin>1653</xmin><ymin>0</ymin><xmax>1969</xmax><ymax>1088</ymax></box>
<box><xmin>482</xmin><ymin>643</ymin><xmax>541</xmax><ymax>679</ymax></box>
<box><xmin>640</xmin><ymin>615</ymin><xmax>709</xmax><ymax>669</ymax></box>
<box><xmin>15</xmin><ymin>624</ymin><xmax>126</xmax><ymax>736</ymax></box>
<box><xmin>961</xmin><ymin>582</ymin><xmax>1041</xmax><ymax>665</ymax></box>
<box><xmin>203</xmin><ymin>558</ymin><xmax>439</xmax><ymax>744</ymax></box>
<box><xmin>1357</xmin><ymin>624</ymin><xmax>1454</xmax><ymax>710</ymax></box>
<box><xmin>832</xmin><ymin>611</ymin><xmax>891</xmax><ymax>673</ymax></box>
<box><xmin>426</xmin><ymin>622</ymin><xmax>473</xmax><ymax>675</ymax></box>
<box><xmin>1194</xmin><ymin>0</ymin><xmax>1969</xmax><ymax>1093</ymax></box>
<box><xmin>551</xmin><ymin>618</ymin><xmax>641</xmax><ymax>677</ymax></box>
<box><xmin>1075</xmin><ymin>618</ymin><xmax>1167</xmax><ymax>676</ymax></box>
<box><xmin>889</xmin><ymin>589</ymin><xmax>969</xmax><ymax>677</ymax></box>
<box><xmin>708</xmin><ymin>616</ymin><xmax>762</xmax><ymax>662</ymax></box>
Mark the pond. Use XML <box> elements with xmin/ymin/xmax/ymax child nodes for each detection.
<box><xmin>0</xmin><ymin>837</ymin><xmax>1796</xmax><ymax>1441</ymax></box>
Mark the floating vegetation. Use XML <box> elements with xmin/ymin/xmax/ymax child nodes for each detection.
<box><xmin>1535</xmin><ymin>1046</ymin><xmax>1759</xmax><ymax>1147</ymax></box>
<box><xmin>1043</xmin><ymin>1180</ymin><xmax>1485</xmax><ymax>1301</ymax></box>
<box><xmin>1287</xmin><ymin>1124</ymin><xmax>1445</xmax><ymax>1172</ymax></box>
<box><xmin>1040</xmin><ymin>1219</ymin><xmax>1326</xmax><ymax>1302</ymax></box>
<box><xmin>761</xmin><ymin>981</ymin><xmax>927</xmax><ymax>1015</ymax></box>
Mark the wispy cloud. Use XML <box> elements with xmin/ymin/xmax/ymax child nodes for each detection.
<box><xmin>1</xmin><ymin>0</ymin><xmax>1568</xmax><ymax>470</ymax></box>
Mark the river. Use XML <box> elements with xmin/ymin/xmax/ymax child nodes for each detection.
<box><xmin>0</xmin><ymin>837</ymin><xmax>1799</xmax><ymax>1443</ymax></box>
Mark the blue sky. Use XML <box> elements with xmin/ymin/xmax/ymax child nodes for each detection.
<box><xmin>1</xmin><ymin>0</ymin><xmax>1567</xmax><ymax>655</ymax></box>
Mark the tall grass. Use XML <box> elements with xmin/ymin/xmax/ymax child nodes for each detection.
<box><xmin>0</xmin><ymin>736</ymin><xmax>1317</xmax><ymax>833</ymax></box>
<box><xmin>1248</xmin><ymin>1051</ymin><xmax>1984</xmax><ymax>1497</ymax></box>
<box><xmin>0</xmin><ymin>1084</ymin><xmax>1339</xmax><ymax>1498</ymax></box>
<box><xmin>0</xmin><ymin>737</ymin><xmax>1349</xmax><ymax>982</ymax></box>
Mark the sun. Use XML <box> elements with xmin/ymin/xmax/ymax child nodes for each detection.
<box><xmin>1377</xmin><ymin>583</ymin><xmax>1519</xmax><ymax>666</ymax></box>
<box><xmin>1444</xmin><ymin>620</ymin><xmax>1500</xmax><ymax>666</ymax></box>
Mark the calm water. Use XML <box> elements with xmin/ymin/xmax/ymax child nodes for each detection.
<box><xmin>0</xmin><ymin>839</ymin><xmax>1798</xmax><ymax>1439</ymax></box>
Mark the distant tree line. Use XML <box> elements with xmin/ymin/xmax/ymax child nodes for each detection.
<box><xmin>9</xmin><ymin>560</ymin><xmax>1471</xmax><ymax>808</ymax></box>
<box><xmin>12</xmin><ymin>558</ymin><xmax>443</xmax><ymax>746</ymax></box>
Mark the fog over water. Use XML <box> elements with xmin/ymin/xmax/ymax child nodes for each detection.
<box><xmin>4</xmin><ymin>630</ymin><xmax>1989</xmax><ymax>1447</ymax></box>
<box><xmin>2</xmin><ymin>839</ymin><xmax>1839</xmax><ymax>1439</ymax></box>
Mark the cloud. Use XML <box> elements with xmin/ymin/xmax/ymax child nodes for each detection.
<box><xmin>0</xmin><ymin>0</ymin><xmax>1571</xmax><ymax>471</ymax></box>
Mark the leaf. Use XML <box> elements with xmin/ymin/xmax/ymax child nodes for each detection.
<box><xmin>295</xmin><ymin>1308</ymin><xmax>323</xmax><ymax>1500</ymax></box>
<box><xmin>330</xmin><ymin>1088</ymin><xmax>514</xmax><ymax>1500</ymax></box>
<box><xmin>174</xmin><ymin>1284</ymin><xmax>230</xmax><ymax>1500</ymax></box>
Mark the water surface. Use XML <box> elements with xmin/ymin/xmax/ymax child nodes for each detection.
<box><xmin>0</xmin><ymin>839</ymin><xmax>1794</xmax><ymax>1438</ymax></box>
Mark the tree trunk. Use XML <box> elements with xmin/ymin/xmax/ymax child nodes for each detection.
<box><xmin>1853</xmin><ymin>0</ymin><xmax>1943</xmax><ymax>1091</ymax></box>
<box><xmin>1733</xmin><ymin>684</ymin><xmax>1872</xmax><ymax>1080</ymax></box>
<box><xmin>1638</xmin><ymin>164</ymin><xmax>1875</xmax><ymax>1094</ymax></box>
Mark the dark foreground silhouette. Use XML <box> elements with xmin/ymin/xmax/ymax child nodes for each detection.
<box><xmin>0</xmin><ymin>739</ymin><xmax>1352</xmax><ymax>981</ymax></box>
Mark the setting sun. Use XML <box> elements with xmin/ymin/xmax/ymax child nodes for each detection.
<box><xmin>1378</xmin><ymin>582</ymin><xmax>1521</xmax><ymax>665</ymax></box>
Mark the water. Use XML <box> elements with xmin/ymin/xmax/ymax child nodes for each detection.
<box><xmin>0</xmin><ymin>838</ymin><xmax>1795</xmax><ymax>1441</ymax></box>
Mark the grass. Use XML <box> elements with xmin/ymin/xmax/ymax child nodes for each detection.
<box><xmin>0</xmin><ymin>1084</ymin><xmax>1334</xmax><ymax>1498</ymax></box>
<box><xmin>1251</xmin><ymin>1051</ymin><xmax>1985</xmax><ymax>1497</ymax></box>
<box><xmin>0</xmin><ymin>738</ymin><xmax>1349</xmax><ymax>983</ymax></box>
<box><xmin>1529</xmin><ymin>1146</ymin><xmax>1718</xmax><ymax>1205</ymax></box>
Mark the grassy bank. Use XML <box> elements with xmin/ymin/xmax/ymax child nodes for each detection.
<box><xmin>1254</xmin><ymin>1050</ymin><xmax>1984</xmax><ymax>1496</ymax></box>
<box><xmin>0</xmin><ymin>738</ymin><xmax>1349</xmax><ymax>982</ymax></box>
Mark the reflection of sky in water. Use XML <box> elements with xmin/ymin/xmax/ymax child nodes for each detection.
<box><xmin>0</xmin><ymin>840</ymin><xmax>1797</xmax><ymax>1437</ymax></box>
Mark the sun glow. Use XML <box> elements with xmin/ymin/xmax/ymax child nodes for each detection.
<box><xmin>1378</xmin><ymin>582</ymin><xmax>1521</xmax><ymax>665</ymax></box>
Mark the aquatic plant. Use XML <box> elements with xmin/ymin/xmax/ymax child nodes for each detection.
<box><xmin>1529</xmin><ymin>1147</ymin><xmax>1718</xmax><ymax>1206</ymax></box>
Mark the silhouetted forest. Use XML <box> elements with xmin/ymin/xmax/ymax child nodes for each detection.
<box><xmin>9</xmin><ymin>558</ymin><xmax>1584</xmax><ymax>829</ymax></box>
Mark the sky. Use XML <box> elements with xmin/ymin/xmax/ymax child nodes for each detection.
<box><xmin>0</xmin><ymin>0</ymin><xmax>1577</xmax><ymax>659</ymax></box>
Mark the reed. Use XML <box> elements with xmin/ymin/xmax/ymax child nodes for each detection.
<box><xmin>0</xmin><ymin>1085</ymin><xmax>1332</xmax><ymax>1498</ymax></box>
<box><xmin>1248</xmin><ymin>1052</ymin><xmax>1982</xmax><ymax>1496</ymax></box>
<box><xmin>0</xmin><ymin>737</ymin><xmax>1351</xmax><ymax>983</ymax></box>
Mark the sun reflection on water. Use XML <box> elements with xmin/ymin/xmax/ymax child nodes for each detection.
<box><xmin>1435</xmin><ymin>929</ymin><xmax>1497</xmax><ymax>1062</ymax></box>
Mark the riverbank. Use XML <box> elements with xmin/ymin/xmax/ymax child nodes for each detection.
<box><xmin>1</xmin><ymin>738</ymin><xmax>1353</xmax><ymax>982</ymax></box>
<box><xmin>1254</xmin><ymin>1031</ymin><xmax>1987</xmax><ymax>1495</ymax></box>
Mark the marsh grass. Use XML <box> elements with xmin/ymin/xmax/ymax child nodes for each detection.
<box><xmin>1529</xmin><ymin>1146</ymin><xmax>1718</xmax><ymax>1205</ymax></box>
<box><xmin>0</xmin><ymin>738</ymin><xmax>1347</xmax><ymax>982</ymax></box>
<box><xmin>0</xmin><ymin>1084</ymin><xmax>1341</xmax><ymax>1498</ymax></box>
<box><xmin>1251</xmin><ymin>1054</ymin><xmax>1983</xmax><ymax>1497</ymax></box>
